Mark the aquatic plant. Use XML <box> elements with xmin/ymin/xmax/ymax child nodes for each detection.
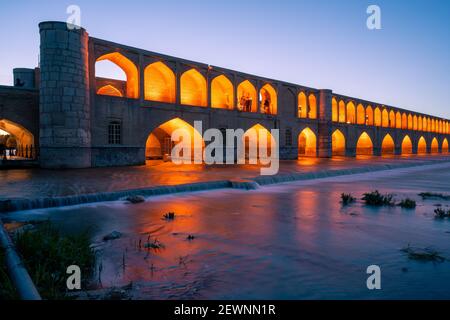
<box><xmin>362</xmin><ymin>190</ymin><xmax>395</xmax><ymax>206</ymax></box>
<box><xmin>401</xmin><ymin>245</ymin><xmax>446</xmax><ymax>262</ymax></box>
<box><xmin>434</xmin><ymin>208</ymin><xmax>450</xmax><ymax>219</ymax></box>
<box><xmin>341</xmin><ymin>193</ymin><xmax>356</xmax><ymax>206</ymax></box>
<box><xmin>144</xmin><ymin>238</ymin><xmax>165</xmax><ymax>250</ymax></box>
<box><xmin>418</xmin><ymin>192</ymin><xmax>450</xmax><ymax>201</ymax></box>
<box><xmin>186</xmin><ymin>235</ymin><xmax>195</xmax><ymax>241</ymax></box>
<box><xmin>163</xmin><ymin>212</ymin><xmax>176</xmax><ymax>220</ymax></box>
<box><xmin>398</xmin><ymin>198</ymin><xmax>416</xmax><ymax>209</ymax></box>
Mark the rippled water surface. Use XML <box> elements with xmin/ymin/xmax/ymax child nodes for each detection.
<box><xmin>5</xmin><ymin>164</ymin><xmax>450</xmax><ymax>299</ymax></box>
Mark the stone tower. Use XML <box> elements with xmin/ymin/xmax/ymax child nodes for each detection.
<box><xmin>39</xmin><ymin>21</ymin><xmax>91</xmax><ymax>168</ymax></box>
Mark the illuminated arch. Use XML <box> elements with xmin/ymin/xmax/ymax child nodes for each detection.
<box><xmin>243</xmin><ymin>124</ymin><xmax>277</xmax><ymax>161</ymax></box>
<box><xmin>374</xmin><ymin>107</ymin><xmax>382</xmax><ymax>126</ymax></box>
<box><xmin>144</xmin><ymin>61</ymin><xmax>176</xmax><ymax>103</ymax></box>
<box><xmin>432</xmin><ymin>119</ymin><xmax>436</xmax><ymax>132</ymax></box>
<box><xmin>389</xmin><ymin>110</ymin><xmax>396</xmax><ymax>128</ymax></box>
<box><xmin>96</xmin><ymin>52</ymin><xmax>139</xmax><ymax>98</ymax></box>
<box><xmin>298</xmin><ymin>127</ymin><xmax>317</xmax><ymax>157</ymax></box>
<box><xmin>381</xmin><ymin>109</ymin><xmax>389</xmax><ymax>127</ymax></box>
<box><xmin>423</xmin><ymin>117</ymin><xmax>427</xmax><ymax>131</ymax></box>
<box><xmin>356</xmin><ymin>104</ymin><xmax>365</xmax><ymax>125</ymax></box>
<box><xmin>180</xmin><ymin>69</ymin><xmax>207</xmax><ymax>106</ymax></box>
<box><xmin>332</xmin><ymin>97</ymin><xmax>338</xmax><ymax>122</ymax></box>
<box><xmin>401</xmin><ymin>135</ymin><xmax>413</xmax><ymax>155</ymax></box>
<box><xmin>332</xmin><ymin>129</ymin><xmax>346</xmax><ymax>156</ymax></box>
<box><xmin>211</xmin><ymin>75</ymin><xmax>234</xmax><ymax>109</ymax></box>
<box><xmin>395</xmin><ymin>112</ymin><xmax>402</xmax><ymax>129</ymax></box>
<box><xmin>356</xmin><ymin>132</ymin><xmax>373</xmax><ymax>156</ymax></box>
<box><xmin>97</xmin><ymin>85</ymin><xmax>123</xmax><ymax>97</ymax></box>
<box><xmin>260</xmin><ymin>84</ymin><xmax>277</xmax><ymax>115</ymax></box>
<box><xmin>298</xmin><ymin>92</ymin><xmax>308</xmax><ymax>118</ymax></box>
<box><xmin>413</xmin><ymin>115</ymin><xmax>418</xmax><ymax>130</ymax></box>
<box><xmin>308</xmin><ymin>94</ymin><xmax>317</xmax><ymax>119</ymax></box>
<box><xmin>381</xmin><ymin>134</ymin><xmax>395</xmax><ymax>155</ymax></box>
<box><xmin>418</xmin><ymin>116</ymin><xmax>423</xmax><ymax>131</ymax></box>
<box><xmin>401</xmin><ymin>113</ymin><xmax>407</xmax><ymax>129</ymax></box>
<box><xmin>427</xmin><ymin>118</ymin><xmax>432</xmax><ymax>132</ymax></box>
<box><xmin>442</xmin><ymin>138</ymin><xmax>449</xmax><ymax>153</ymax></box>
<box><xmin>145</xmin><ymin>118</ymin><xmax>205</xmax><ymax>160</ymax></box>
<box><xmin>0</xmin><ymin>119</ymin><xmax>34</xmax><ymax>148</ymax></box>
<box><xmin>417</xmin><ymin>136</ymin><xmax>427</xmax><ymax>154</ymax></box>
<box><xmin>346</xmin><ymin>102</ymin><xmax>356</xmax><ymax>124</ymax></box>
<box><xmin>366</xmin><ymin>105</ymin><xmax>374</xmax><ymax>125</ymax></box>
<box><xmin>407</xmin><ymin>114</ymin><xmax>412</xmax><ymax>130</ymax></box>
<box><xmin>237</xmin><ymin>80</ymin><xmax>257</xmax><ymax>112</ymax></box>
<box><xmin>431</xmin><ymin>137</ymin><xmax>439</xmax><ymax>153</ymax></box>
<box><xmin>338</xmin><ymin>100</ymin><xmax>346</xmax><ymax>123</ymax></box>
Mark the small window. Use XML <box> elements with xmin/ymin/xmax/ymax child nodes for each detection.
<box><xmin>108</xmin><ymin>121</ymin><xmax>121</xmax><ymax>144</ymax></box>
<box><xmin>285</xmin><ymin>128</ymin><xmax>292</xmax><ymax>146</ymax></box>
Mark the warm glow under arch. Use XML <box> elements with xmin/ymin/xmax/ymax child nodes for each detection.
<box><xmin>401</xmin><ymin>113</ymin><xmax>407</xmax><ymax>129</ymax></box>
<box><xmin>299</xmin><ymin>92</ymin><xmax>308</xmax><ymax>118</ymax></box>
<box><xmin>382</xmin><ymin>109</ymin><xmax>389</xmax><ymax>127</ymax></box>
<box><xmin>145</xmin><ymin>118</ymin><xmax>205</xmax><ymax>160</ymax></box>
<box><xmin>395</xmin><ymin>112</ymin><xmax>402</xmax><ymax>129</ymax></box>
<box><xmin>389</xmin><ymin>111</ymin><xmax>396</xmax><ymax>128</ymax></box>
<box><xmin>356</xmin><ymin>104</ymin><xmax>365</xmax><ymax>124</ymax></box>
<box><xmin>413</xmin><ymin>115</ymin><xmax>418</xmax><ymax>130</ymax></box>
<box><xmin>356</xmin><ymin>132</ymin><xmax>373</xmax><ymax>156</ymax></box>
<box><xmin>211</xmin><ymin>75</ymin><xmax>234</xmax><ymax>109</ymax></box>
<box><xmin>237</xmin><ymin>80</ymin><xmax>257</xmax><ymax>112</ymax></box>
<box><xmin>0</xmin><ymin>119</ymin><xmax>34</xmax><ymax>147</ymax></box>
<box><xmin>401</xmin><ymin>135</ymin><xmax>413</xmax><ymax>155</ymax></box>
<box><xmin>381</xmin><ymin>134</ymin><xmax>395</xmax><ymax>155</ymax></box>
<box><xmin>366</xmin><ymin>106</ymin><xmax>374</xmax><ymax>125</ymax></box>
<box><xmin>180</xmin><ymin>69</ymin><xmax>207</xmax><ymax>106</ymax></box>
<box><xmin>346</xmin><ymin>102</ymin><xmax>356</xmax><ymax>124</ymax></box>
<box><xmin>97</xmin><ymin>85</ymin><xmax>123</xmax><ymax>97</ymax></box>
<box><xmin>338</xmin><ymin>100</ymin><xmax>346</xmax><ymax>123</ymax></box>
<box><xmin>243</xmin><ymin>124</ymin><xmax>277</xmax><ymax>160</ymax></box>
<box><xmin>332</xmin><ymin>129</ymin><xmax>346</xmax><ymax>156</ymax></box>
<box><xmin>407</xmin><ymin>114</ymin><xmax>413</xmax><ymax>130</ymax></box>
<box><xmin>417</xmin><ymin>136</ymin><xmax>427</xmax><ymax>154</ymax></box>
<box><xmin>308</xmin><ymin>94</ymin><xmax>317</xmax><ymax>119</ymax></box>
<box><xmin>431</xmin><ymin>137</ymin><xmax>439</xmax><ymax>153</ymax></box>
<box><xmin>96</xmin><ymin>52</ymin><xmax>139</xmax><ymax>98</ymax></box>
<box><xmin>332</xmin><ymin>97</ymin><xmax>338</xmax><ymax>122</ymax></box>
<box><xmin>442</xmin><ymin>138</ymin><xmax>449</xmax><ymax>153</ymax></box>
<box><xmin>144</xmin><ymin>61</ymin><xmax>176</xmax><ymax>103</ymax></box>
<box><xmin>374</xmin><ymin>107</ymin><xmax>382</xmax><ymax>126</ymax></box>
<box><xmin>298</xmin><ymin>127</ymin><xmax>317</xmax><ymax>157</ymax></box>
<box><xmin>260</xmin><ymin>84</ymin><xmax>277</xmax><ymax>115</ymax></box>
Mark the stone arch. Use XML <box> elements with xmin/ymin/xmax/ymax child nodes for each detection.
<box><xmin>298</xmin><ymin>127</ymin><xmax>317</xmax><ymax>157</ymax></box>
<box><xmin>308</xmin><ymin>93</ymin><xmax>317</xmax><ymax>119</ymax></box>
<box><xmin>401</xmin><ymin>135</ymin><xmax>413</xmax><ymax>155</ymax></box>
<box><xmin>418</xmin><ymin>116</ymin><xmax>423</xmax><ymax>131</ymax></box>
<box><xmin>144</xmin><ymin>61</ymin><xmax>176</xmax><ymax>103</ymax></box>
<box><xmin>237</xmin><ymin>80</ymin><xmax>257</xmax><ymax>112</ymax></box>
<box><xmin>381</xmin><ymin>109</ymin><xmax>389</xmax><ymax>127</ymax></box>
<box><xmin>413</xmin><ymin>115</ymin><xmax>418</xmax><ymax>130</ymax></box>
<box><xmin>96</xmin><ymin>52</ymin><xmax>139</xmax><ymax>98</ymax></box>
<box><xmin>375</xmin><ymin>107</ymin><xmax>382</xmax><ymax>126</ymax></box>
<box><xmin>401</xmin><ymin>113</ymin><xmax>407</xmax><ymax>129</ymax></box>
<box><xmin>97</xmin><ymin>85</ymin><xmax>123</xmax><ymax>97</ymax></box>
<box><xmin>356</xmin><ymin>104</ymin><xmax>365</xmax><ymax>125</ymax></box>
<box><xmin>243</xmin><ymin>123</ymin><xmax>277</xmax><ymax>161</ymax></box>
<box><xmin>298</xmin><ymin>92</ymin><xmax>308</xmax><ymax>118</ymax></box>
<box><xmin>0</xmin><ymin>119</ymin><xmax>35</xmax><ymax>149</ymax></box>
<box><xmin>338</xmin><ymin>100</ymin><xmax>346</xmax><ymax>123</ymax></box>
<box><xmin>381</xmin><ymin>134</ymin><xmax>395</xmax><ymax>155</ymax></box>
<box><xmin>366</xmin><ymin>105</ymin><xmax>374</xmax><ymax>125</ymax></box>
<box><xmin>332</xmin><ymin>129</ymin><xmax>346</xmax><ymax>156</ymax></box>
<box><xmin>422</xmin><ymin>117</ymin><xmax>427</xmax><ymax>131</ymax></box>
<box><xmin>355</xmin><ymin>132</ymin><xmax>373</xmax><ymax>156</ymax></box>
<box><xmin>407</xmin><ymin>114</ymin><xmax>412</xmax><ymax>130</ymax></box>
<box><xmin>145</xmin><ymin>117</ymin><xmax>205</xmax><ymax>160</ymax></box>
<box><xmin>395</xmin><ymin>112</ymin><xmax>402</xmax><ymax>129</ymax></box>
<box><xmin>346</xmin><ymin>101</ymin><xmax>356</xmax><ymax>124</ymax></box>
<box><xmin>180</xmin><ymin>69</ymin><xmax>207</xmax><ymax>106</ymax></box>
<box><xmin>211</xmin><ymin>74</ymin><xmax>234</xmax><ymax>109</ymax></box>
<box><xmin>417</xmin><ymin>136</ymin><xmax>427</xmax><ymax>154</ymax></box>
<box><xmin>442</xmin><ymin>138</ymin><xmax>449</xmax><ymax>153</ymax></box>
<box><xmin>389</xmin><ymin>110</ymin><xmax>396</xmax><ymax>128</ymax></box>
<box><xmin>431</xmin><ymin>137</ymin><xmax>439</xmax><ymax>153</ymax></box>
<box><xmin>260</xmin><ymin>84</ymin><xmax>277</xmax><ymax>115</ymax></box>
<box><xmin>332</xmin><ymin>97</ymin><xmax>338</xmax><ymax>122</ymax></box>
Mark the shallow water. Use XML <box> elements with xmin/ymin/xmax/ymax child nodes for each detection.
<box><xmin>5</xmin><ymin>164</ymin><xmax>450</xmax><ymax>299</ymax></box>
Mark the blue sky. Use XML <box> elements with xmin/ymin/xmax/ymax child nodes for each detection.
<box><xmin>0</xmin><ymin>0</ymin><xmax>449</xmax><ymax>118</ymax></box>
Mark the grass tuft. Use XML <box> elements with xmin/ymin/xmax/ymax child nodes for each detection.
<box><xmin>362</xmin><ymin>190</ymin><xmax>395</xmax><ymax>206</ymax></box>
<box><xmin>434</xmin><ymin>208</ymin><xmax>450</xmax><ymax>219</ymax></box>
<box><xmin>418</xmin><ymin>192</ymin><xmax>450</xmax><ymax>201</ymax></box>
<box><xmin>341</xmin><ymin>193</ymin><xmax>356</xmax><ymax>206</ymax></box>
<box><xmin>398</xmin><ymin>198</ymin><xmax>416</xmax><ymax>209</ymax></box>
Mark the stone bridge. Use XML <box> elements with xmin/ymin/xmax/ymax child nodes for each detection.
<box><xmin>0</xmin><ymin>21</ymin><xmax>448</xmax><ymax>168</ymax></box>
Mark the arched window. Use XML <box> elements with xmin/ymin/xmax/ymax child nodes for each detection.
<box><xmin>97</xmin><ymin>85</ymin><xmax>123</xmax><ymax>97</ymax></box>
<box><xmin>338</xmin><ymin>100</ymin><xmax>346</xmax><ymax>123</ymax></box>
<box><xmin>356</xmin><ymin>104</ymin><xmax>365</xmax><ymax>125</ymax></box>
<box><xmin>260</xmin><ymin>84</ymin><xmax>277</xmax><ymax>115</ymax></box>
<box><xmin>366</xmin><ymin>105</ymin><xmax>374</xmax><ymax>125</ymax></box>
<box><xmin>298</xmin><ymin>92</ymin><xmax>308</xmax><ymax>118</ymax></box>
<box><xmin>407</xmin><ymin>114</ymin><xmax>412</xmax><ymax>130</ymax></box>
<box><xmin>237</xmin><ymin>80</ymin><xmax>257</xmax><ymax>112</ymax></box>
<box><xmin>396</xmin><ymin>112</ymin><xmax>402</xmax><ymax>129</ymax></box>
<box><xmin>413</xmin><ymin>115</ymin><xmax>418</xmax><ymax>130</ymax></box>
<box><xmin>308</xmin><ymin>94</ymin><xmax>317</xmax><ymax>119</ymax></box>
<box><xmin>211</xmin><ymin>75</ymin><xmax>234</xmax><ymax>109</ymax></box>
<box><xmin>389</xmin><ymin>111</ymin><xmax>396</xmax><ymax>128</ymax></box>
<box><xmin>332</xmin><ymin>97</ymin><xmax>338</xmax><ymax>122</ymax></box>
<box><xmin>144</xmin><ymin>61</ymin><xmax>176</xmax><ymax>103</ymax></box>
<box><xmin>180</xmin><ymin>69</ymin><xmax>207</xmax><ymax>106</ymax></box>
<box><xmin>96</xmin><ymin>52</ymin><xmax>139</xmax><ymax>98</ymax></box>
<box><xmin>381</xmin><ymin>109</ymin><xmax>389</xmax><ymax>127</ymax></box>
<box><xmin>418</xmin><ymin>116</ymin><xmax>423</xmax><ymax>131</ymax></box>
<box><xmin>422</xmin><ymin>117</ymin><xmax>427</xmax><ymax>131</ymax></box>
<box><xmin>346</xmin><ymin>102</ymin><xmax>356</xmax><ymax>124</ymax></box>
<box><xmin>374</xmin><ymin>107</ymin><xmax>382</xmax><ymax>126</ymax></box>
<box><xmin>401</xmin><ymin>113</ymin><xmax>407</xmax><ymax>129</ymax></box>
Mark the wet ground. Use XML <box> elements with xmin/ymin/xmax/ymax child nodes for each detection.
<box><xmin>5</xmin><ymin>162</ymin><xmax>450</xmax><ymax>299</ymax></box>
<box><xmin>0</xmin><ymin>155</ymin><xmax>449</xmax><ymax>199</ymax></box>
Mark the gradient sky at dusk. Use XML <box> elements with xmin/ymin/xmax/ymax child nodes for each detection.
<box><xmin>0</xmin><ymin>0</ymin><xmax>449</xmax><ymax>118</ymax></box>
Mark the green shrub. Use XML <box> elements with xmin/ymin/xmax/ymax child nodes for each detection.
<box><xmin>398</xmin><ymin>198</ymin><xmax>416</xmax><ymax>209</ymax></box>
<box><xmin>341</xmin><ymin>193</ymin><xmax>356</xmax><ymax>206</ymax></box>
<box><xmin>434</xmin><ymin>208</ymin><xmax>450</xmax><ymax>219</ymax></box>
<box><xmin>362</xmin><ymin>190</ymin><xmax>395</xmax><ymax>206</ymax></box>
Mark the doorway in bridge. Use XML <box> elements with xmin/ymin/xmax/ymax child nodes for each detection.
<box><xmin>0</xmin><ymin>119</ymin><xmax>35</xmax><ymax>160</ymax></box>
<box><xmin>431</xmin><ymin>138</ymin><xmax>439</xmax><ymax>154</ymax></box>
<box><xmin>332</xmin><ymin>129</ymin><xmax>346</xmax><ymax>156</ymax></box>
<box><xmin>401</xmin><ymin>135</ymin><xmax>413</xmax><ymax>155</ymax></box>
<box><xmin>442</xmin><ymin>138</ymin><xmax>449</xmax><ymax>153</ymax></box>
<box><xmin>381</xmin><ymin>134</ymin><xmax>395</xmax><ymax>156</ymax></box>
<box><xmin>243</xmin><ymin>124</ymin><xmax>276</xmax><ymax>162</ymax></box>
<box><xmin>298</xmin><ymin>128</ymin><xmax>317</xmax><ymax>157</ymax></box>
<box><xmin>417</xmin><ymin>137</ymin><xmax>427</xmax><ymax>154</ymax></box>
<box><xmin>145</xmin><ymin>118</ymin><xmax>205</xmax><ymax>162</ymax></box>
<box><xmin>356</xmin><ymin>132</ymin><xmax>373</xmax><ymax>156</ymax></box>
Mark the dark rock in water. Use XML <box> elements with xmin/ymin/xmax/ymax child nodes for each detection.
<box><xmin>126</xmin><ymin>195</ymin><xmax>145</xmax><ymax>204</ymax></box>
<box><xmin>187</xmin><ymin>234</ymin><xmax>195</xmax><ymax>241</ymax></box>
<box><xmin>103</xmin><ymin>231</ymin><xmax>122</xmax><ymax>241</ymax></box>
